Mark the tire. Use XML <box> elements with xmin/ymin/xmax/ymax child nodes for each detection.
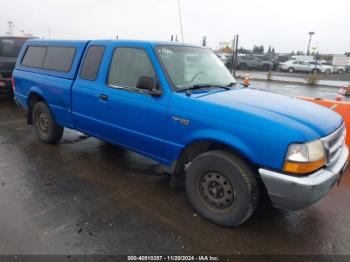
<box><xmin>288</xmin><ymin>67</ymin><xmax>295</xmax><ymax>73</ymax></box>
<box><xmin>185</xmin><ymin>150</ymin><xmax>259</xmax><ymax>227</ymax></box>
<box><xmin>311</xmin><ymin>68</ymin><xmax>319</xmax><ymax>74</ymax></box>
<box><xmin>262</xmin><ymin>64</ymin><xmax>270</xmax><ymax>71</ymax></box>
<box><xmin>338</xmin><ymin>69</ymin><xmax>344</xmax><ymax>75</ymax></box>
<box><xmin>32</xmin><ymin>102</ymin><xmax>64</xmax><ymax>144</ymax></box>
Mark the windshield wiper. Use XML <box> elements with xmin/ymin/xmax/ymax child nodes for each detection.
<box><xmin>220</xmin><ymin>82</ymin><xmax>237</xmax><ymax>88</ymax></box>
<box><xmin>179</xmin><ymin>84</ymin><xmax>231</xmax><ymax>93</ymax></box>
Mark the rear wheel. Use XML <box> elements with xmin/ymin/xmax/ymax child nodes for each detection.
<box><xmin>185</xmin><ymin>150</ymin><xmax>259</xmax><ymax>227</ymax></box>
<box><xmin>32</xmin><ymin>102</ymin><xmax>64</xmax><ymax>144</ymax></box>
<box><xmin>288</xmin><ymin>67</ymin><xmax>295</xmax><ymax>73</ymax></box>
<box><xmin>338</xmin><ymin>69</ymin><xmax>344</xmax><ymax>74</ymax></box>
<box><xmin>311</xmin><ymin>68</ymin><xmax>319</xmax><ymax>74</ymax></box>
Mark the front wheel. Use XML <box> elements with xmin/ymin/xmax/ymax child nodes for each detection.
<box><xmin>185</xmin><ymin>151</ymin><xmax>259</xmax><ymax>227</ymax></box>
<box><xmin>32</xmin><ymin>102</ymin><xmax>64</xmax><ymax>144</ymax></box>
<box><xmin>338</xmin><ymin>69</ymin><xmax>344</xmax><ymax>74</ymax></box>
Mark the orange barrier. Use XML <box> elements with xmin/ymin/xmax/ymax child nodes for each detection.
<box><xmin>298</xmin><ymin>96</ymin><xmax>350</xmax><ymax>160</ymax></box>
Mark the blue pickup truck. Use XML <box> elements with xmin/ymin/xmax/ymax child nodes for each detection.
<box><xmin>13</xmin><ymin>39</ymin><xmax>348</xmax><ymax>227</ymax></box>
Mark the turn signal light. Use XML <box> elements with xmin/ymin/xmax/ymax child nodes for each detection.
<box><xmin>283</xmin><ymin>158</ymin><xmax>325</xmax><ymax>174</ymax></box>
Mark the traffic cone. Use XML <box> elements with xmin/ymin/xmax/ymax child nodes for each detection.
<box><xmin>346</xmin><ymin>84</ymin><xmax>350</xmax><ymax>96</ymax></box>
<box><xmin>243</xmin><ymin>75</ymin><xmax>250</xmax><ymax>86</ymax></box>
<box><xmin>335</xmin><ymin>93</ymin><xmax>343</xmax><ymax>101</ymax></box>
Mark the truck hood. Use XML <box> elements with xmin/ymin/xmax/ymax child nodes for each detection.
<box><xmin>194</xmin><ymin>88</ymin><xmax>343</xmax><ymax>139</ymax></box>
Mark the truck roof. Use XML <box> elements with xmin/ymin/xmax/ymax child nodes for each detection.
<box><xmin>25</xmin><ymin>39</ymin><xmax>202</xmax><ymax>48</ymax></box>
<box><xmin>15</xmin><ymin>39</ymin><xmax>206</xmax><ymax>80</ymax></box>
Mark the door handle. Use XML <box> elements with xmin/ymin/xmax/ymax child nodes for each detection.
<box><xmin>99</xmin><ymin>94</ymin><xmax>108</xmax><ymax>101</ymax></box>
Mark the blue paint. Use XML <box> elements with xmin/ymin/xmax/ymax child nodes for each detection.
<box><xmin>13</xmin><ymin>39</ymin><xmax>343</xmax><ymax>172</ymax></box>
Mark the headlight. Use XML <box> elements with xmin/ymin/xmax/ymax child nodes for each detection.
<box><xmin>283</xmin><ymin>140</ymin><xmax>325</xmax><ymax>174</ymax></box>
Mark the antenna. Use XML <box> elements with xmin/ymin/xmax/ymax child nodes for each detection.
<box><xmin>177</xmin><ymin>0</ymin><xmax>184</xmax><ymax>43</ymax></box>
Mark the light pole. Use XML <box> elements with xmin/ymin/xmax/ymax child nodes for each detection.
<box><xmin>307</xmin><ymin>32</ymin><xmax>315</xmax><ymax>56</ymax></box>
<box><xmin>7</xmin><ymin>21</ymin><xmax>14</xmax><ymax>36</ymax></box>
<box><xmin>177</xmin><ymin>0</ymin><xmax>184</xmax><ymax>43</ymax></box>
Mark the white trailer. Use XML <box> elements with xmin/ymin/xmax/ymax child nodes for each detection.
<box><xmin>333</xmin><ymin>55</ymin><xmax>350</xmax><ymax>66</ymax></box>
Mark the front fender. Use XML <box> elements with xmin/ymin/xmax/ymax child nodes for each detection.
<box><xmin>181</xmin><ymin>128</ymin><xmax>257</xmax><ymax>163</ymax></box>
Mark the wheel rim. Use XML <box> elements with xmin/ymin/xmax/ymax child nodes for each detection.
<box><xmin>199</xmin><ymin>172</ymin><xmax>235</xmax><ymax>209</ymax></box>
<box><xmin>37</xmin><ymin>111</ymin><xmax>49</xmax><ymax>133</ymax></box>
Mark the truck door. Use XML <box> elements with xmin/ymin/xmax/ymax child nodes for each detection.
<box><xmin>71</xmin><ymin>43</ymin><xmax>170</xmax><ymax>163</ymax></box>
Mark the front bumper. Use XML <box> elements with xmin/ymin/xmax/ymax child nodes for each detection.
<box><xmin>259</xmin><ymin>145</ymin><xmax>349</xmax><ymax>210</ymax></box>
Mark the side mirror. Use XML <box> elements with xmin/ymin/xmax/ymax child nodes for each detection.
<box><xmin>137</xmin><ymin>76</ymin><xmax>154</xmax><ymax>91</ymax></box>
<box><xmin>136</xmin><ymin>76</ymin><xmax>162</xmax><ymax>97</ymax></box>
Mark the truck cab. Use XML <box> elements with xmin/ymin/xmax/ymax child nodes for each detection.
<box><xmin>13</xmin><ymin>39</ymin><xmax>349</xmax><ymax>227</ymax></box>
<box><xmin>0</xmin><ymin>36</ymin><xmax>32</xmax><ymax>93</ymax></box>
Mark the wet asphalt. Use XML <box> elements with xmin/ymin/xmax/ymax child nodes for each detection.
<box><xmin>0</xmin><ymin>84</ymin><xmax>350</xmax><ymax>255</ymax></box>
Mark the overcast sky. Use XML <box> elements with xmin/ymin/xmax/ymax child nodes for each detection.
<box><xmin>1</xmin><ymin>0</ymin><xmax>349</xmax><ymax>54</ymax></box>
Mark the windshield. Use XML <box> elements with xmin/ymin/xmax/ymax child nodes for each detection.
<box><xmin>0</xmin><ymin>37</ymin><xmax>28</xmax><ymax>57</ymax></box>
<box><xmin>155</xmin><ymin>46</ymin><xmax>236</xmax><ymax>90</ymax></box>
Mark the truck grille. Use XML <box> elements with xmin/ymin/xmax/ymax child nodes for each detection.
<box><xmin>321</xmin><ymin>123</ymin><xmax>346</xmax><ymax>166</ymax></box>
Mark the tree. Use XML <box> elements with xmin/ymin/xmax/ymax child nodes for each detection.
<box><xmin>268</xmin><ymin>46</ymin><xmax>271</xmax><ymax>54</ymax></box>
<box><xmin>238</xmin><ymin>47</ymin><xmax>251</xmax><ymax>54</ymax></box>
<box><xmin>271</xmin><ymin>47</ymin><xmax>275</xmax><ymax>54</ymax></box>
<box><xmin>252</xmin><ymin>45</ymin><xmax>264</xmax><ymax>54</ymax></box>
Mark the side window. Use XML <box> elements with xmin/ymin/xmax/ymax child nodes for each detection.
<box><xmin>80</xmin><ymin>46</ymin><xmax>105</xmax><ymax>80</ymax></box>
<box><xmin>108</xmin><ymin>48</ymin><xmax>155</xmax><ymax>90</ymax></box>
<box><xmin>42</xmin><ymin>46</ymin><xmax>76</xmax><ymax>72</ymax></box>
<box><xmin>21</xmin><ymin>46</ymin><xmax>46</xmax><ymax>68</ymax></box>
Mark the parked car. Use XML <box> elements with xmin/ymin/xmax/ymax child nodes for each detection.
<box><xmin>291</xmin><ymin>55</ymin><xmax>315</xmax><ymax>61</ymax></box>
<box><xmin>226</xmin><ymin>55</ymin><xmax>273</xmax><ymax>71</ymax></box>
<box><xmin>308</xmin><ymin>61</ymin><xmax>333</xmax><ymax>74</ymax></box>
<box><xmin>13</xmin><ymin>39</ymin><xmax>349</xmax><ymax>227</ymax></box>
<box><xmin>320</xmin><ymin>61</ymin><xmax>346</xmax><ymax>74</ymax></box>
<box><xmin>279</xmin><ymin>60</ymin><xmax>316</xmax><ymax>73</ymax></box>
<box><xmin>276</xmin><ymin>55</ymin><xmax>291</xmax><ymax>63</ymax></box>
<box><xmin>215</xmin><ymin>53</ymin><xmax>230</xmax><ymax>64</ymax></box>
<box><xmin>255</xmin><ymin>54</ymin><xmax>279</xmax><ymax>70</ymax></box>
<box><xmin>0</xmin><ymin>36</ymin><xmax>32</xmax><ymax>93</ymax></box>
